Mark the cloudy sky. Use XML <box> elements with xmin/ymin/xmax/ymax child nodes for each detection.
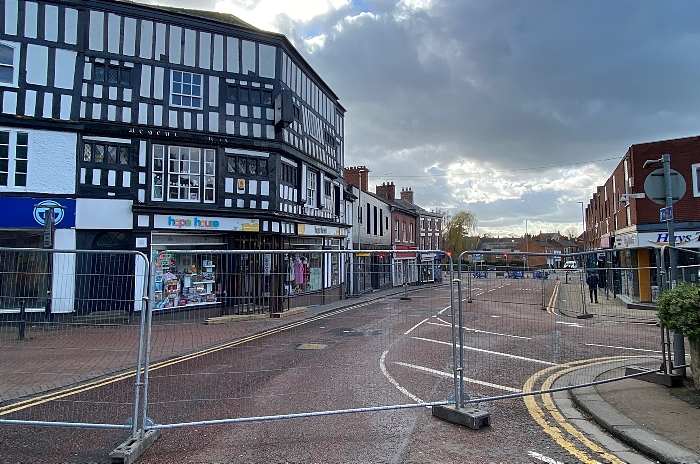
<box><xmin>140</xmin><ymin>0</ymin><xmax>700</xmax><ymax>237</ymax></box>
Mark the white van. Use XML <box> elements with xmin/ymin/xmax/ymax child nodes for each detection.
<box><xmin>563</xmin><ymin>261</ymin><xmax>578</xmax><ymax>269</ymax></box>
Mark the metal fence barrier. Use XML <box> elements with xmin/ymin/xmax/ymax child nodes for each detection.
<box><xmin>0</xmin><ymin>247</ymin><xmax>149</xmax><ymax>439</ymax></box>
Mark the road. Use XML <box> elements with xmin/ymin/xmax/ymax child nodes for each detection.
<box><xmin>0</xmin><ymin>279</ymin><xmax>661</xmax><ymax>463</ymax></box>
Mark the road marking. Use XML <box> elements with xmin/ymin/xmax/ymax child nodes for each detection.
<box><xmin>394</xmin><ymin>361</ymin><xmax>521</xmax><ymax>393</ymax></box>
<box><xmin>527</xmin><ymin>451</ymin><xmax>564</xmax><ymax>464</ymax></box>
<box><xmin>585</xmin><ymin>343</ymin><xmax>661</xmax><ymax>353</ymax></box>
<box><xmin>463</xmin><ymin>326</ymin><xmax>531</xmax><ymax>340</ymax></box>
<box><xmin>556</xmin><ymin>321</ymin><xmax>583</xmax><ymax>327</ymax></box>
<box><xmin>404</xmin><ymin>318</ymin><xmax>429</xmax><ymax>335</ymax></box>
<box><xmin>412</xmin><ymin>337</ymin><xmax>557</xmax><ymax>365</ymax></box>
<box><xmin>523</xmin><ymin>356</ymin><xmax>648</xmax><ymax>464</ymax></box>
<box><xmin>379</xmin><ymin>351</ymin><xmax>423</xmax><ymax>403</ymax></box>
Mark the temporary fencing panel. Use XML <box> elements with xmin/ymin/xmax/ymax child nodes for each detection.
<box><xmin>0</xmin><ymin>247</ymin><xmax>149</xmax><ymax>437</ymax></box>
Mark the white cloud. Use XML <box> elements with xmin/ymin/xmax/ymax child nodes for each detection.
<box><xmin>214</xmin><ymin>0</ymin><xmax>350</xmax><ymax>32</ymax></box>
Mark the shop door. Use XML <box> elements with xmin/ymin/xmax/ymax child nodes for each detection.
<box><xmin>90</xmin><ymin>232</ymin><xmax>134</xmax><ymax>313</ymax></box>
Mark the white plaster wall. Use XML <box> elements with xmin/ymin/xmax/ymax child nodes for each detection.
<box><xmin>75</xmin><ymin>199</ymin><xmax>133</xmax><ymax>229</ymax></box>
<box><xmin>0</xmin><ymin>128</ymin><xmax>77</xmax><ymax>194</ymax></box>
<box><xmin>51</xmin><ymin>228</ymin><xmax>76</xmax><ymax>313</ymax></box>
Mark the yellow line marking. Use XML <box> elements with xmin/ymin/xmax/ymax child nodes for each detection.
<box><xmin>547</xmin><ymin>281</ymin><xmax>560</xmax><ymax>315</ymax></box>
<box><xmin>1</xmin><ymin>300</ymin><xmax>372</xmax><ymax>416</ymax></box>
<box><xmin>523</xmin><ymin>355</ymin><xmax>650</xmax><ymax>464</ymax></box>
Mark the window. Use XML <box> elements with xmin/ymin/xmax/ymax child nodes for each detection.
<box><xmin>0</xmin><ymin>130</ymin><xmax>28</xmax><ymax>187</ymax></box>
<box><xmin>395</xmin><ymin>220</ymin><xmax>399</xmax><ymax>241</ymax></box>
<box><xmin>227</xmin><ymin>156</ymin><xmax>268</xmax><ymax>176</ymax></box>
<box><xmin>0</xmin><ymin>41</ymin><xmax>19</xmax><ymax>87</ymax></box>
<box><xmin>83</xmin><ymin>141</ymin><xmax>130</xmax><ymax>165</ymax></box>
<box><xmin>93</xmin><ymin>63</ymin><xmax>131</xmax><ymax>86</ymax></box>
<box><xmin>281</xmin><ymin>163</ymin><xmax>297</xmax><ymax>184</ymax></box>
<box><xmin>409</xmin><ymin>223</ymin><xmax>414</xmax><ymax>243</ymax></box>
<box><xmin>307</xmin><ymin>170</ymin><xmax>317</xmax><ymax>207</ymax></box>
<box><xmin>152</xmin><ymin>145</ymin><xmax>215</xmax><ymax>203</ymax></box>
<box><xmin>693</xmin><ymin>163</ymin><xmax>700</xmax><ymax>197</ymax></box>
<box><xmin>228</xmin><ymin>85</ymin><xmax>272</xmax><ymax>106</ymax></box>
<box><xmin>171</xmin><ymin>71</ymin><xmax>202</xmax><ymax>109</ymax></box>
<box><xmin>324</xmin><ymin>131</ymin><xmax>336</xmax><ymax>149</ymax></box>
<box><xmin>402</xmin><ymin>221</ymin><xmax>406</xmax><ymax>241</ymax></box>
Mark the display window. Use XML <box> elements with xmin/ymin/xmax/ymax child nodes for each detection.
<box><xmin>284</xmin><ymin>252</ymin><xmax>321</xmax><ymax>295</ymax></box>
<box><xmin>152</xmin><ymin>250</ymin><xmax>221</xmax><ymax>309</ymax></box>
<box><xmin>0</xmin><ymin>231</ymin><xmax>49</xmax><ymax>311</ymax></box>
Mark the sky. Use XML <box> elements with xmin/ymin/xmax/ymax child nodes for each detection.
<box><xmin>140</xmin><ymin>0</ymin><xmax>700</xmax><ymax>238</ymax></box>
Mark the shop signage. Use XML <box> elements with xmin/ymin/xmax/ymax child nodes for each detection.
<box><xmin>297</xmin><ymin>224</ymin><xmax>345</xmax><ymax>237</ymax></box>
<box><xmin>615</xmin><ymin>231</ymin><xmax>700</xmax><ymax>248</ymax></box>
<box><xmin>154</xmin><ymin>215</ymin><xmax>259</xmax><ymax>232</ymax></box>
<box><xmin>0</xmin><ymin>197</ymin><xmax>75</xmax><ymax>228</ymax></box>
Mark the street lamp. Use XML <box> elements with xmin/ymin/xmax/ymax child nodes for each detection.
<box><xmin>577</xmin><ymin>201</ymin><xmax>585</xmax><ymax>252</ymax></box>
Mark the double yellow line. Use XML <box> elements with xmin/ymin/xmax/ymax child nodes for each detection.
<box><xmin>523</xmin><ymin>356</ymin><xmax>647</xmax><ymax>464</ymax></box>
<box><xmin>1</xmin><ymin>301</ymin><xmax>369</xmax><ymax>417</ymax></box>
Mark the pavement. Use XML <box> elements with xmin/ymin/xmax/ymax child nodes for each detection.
<box><xmin>2</xmin><ymin>275</ymin><xmax>700</xmax><ymax>464</ymax></box>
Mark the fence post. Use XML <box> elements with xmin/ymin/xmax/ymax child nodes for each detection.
<box><xmin>18</xmin><ymin>299</ymin><xmax>26</xmax><ymax>340</ymax></box>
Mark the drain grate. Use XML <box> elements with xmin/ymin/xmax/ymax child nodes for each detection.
<box><xmin>297</xmin><ymin>343</ymin><xmax>328</xmax><ymax>350</ymax></box>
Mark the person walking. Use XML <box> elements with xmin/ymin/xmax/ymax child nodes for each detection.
<box><xmin>586</xmin><ymin>272</ymin><xmax>599</xmax><ymax>303</ymax></box>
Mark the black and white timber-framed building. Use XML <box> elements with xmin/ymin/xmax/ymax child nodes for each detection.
<box><xmin>0</xmin><ymin>0</ymin><xmax>350</xmax><ymax>316</ymax></box>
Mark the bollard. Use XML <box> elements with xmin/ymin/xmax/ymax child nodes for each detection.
<box><xmin>18</xmin><ymin>299</ymin><xmax>26</xmax><ymax>340</ymax></box>
<box><xmin>44</xmin><ymin>289</ymin><xmax>53</xmax><ymax>327</ymax></box>
<box><xmin>400</xmin><ymin>283</ymin><xmax>411</xmax><ymax>301</ymax></box>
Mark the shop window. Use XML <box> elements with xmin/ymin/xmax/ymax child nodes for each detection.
<box><xmin>93</xmin><ymin>63</ymin><xmax>131</xmax><ymax>86</ymax></box>
<box><xmin>284</xmin><ymin>252</ymin><xmax>322</xmax><ymax>294</ymax></box>
<box><xmin>171</xmin><ymin>70</ymin><xmax>202</xmax><ymax>109</ymax></box>
<box><xmin>693</xmin><ymin>163</ymin><xmax>700</xmax><ymax>197</ymax></box>
<box><xmin>0</xmin><ymin>129</ymin><xmax>28</xmax><ymax>187</ymax></box>
<box><xmin>153</xmin><ymin>252</ymin><xmax>219</xmax><ymax>309</ymax></box>
<box><xmin>151</xmin><ymin>144</ymin><xmax>215</xmax><ymax>203</ymax></box>
<box><xmin>0</xmin><ymin>240</ymin><xmax>50</xmax><ymax>310</ymax></box>
<box><xmin>0</xmin><ymin>41</ymin><xmax>19</xmax><ymax>87</ymax></box>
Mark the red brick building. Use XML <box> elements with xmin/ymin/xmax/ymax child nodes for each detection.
<box><xmin>584</xmin><ymin>135</ymin><xmax>700</xmax><ymax>302</ymax></box>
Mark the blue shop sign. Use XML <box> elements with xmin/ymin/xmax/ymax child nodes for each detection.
<box><xmin>0</xmin><ymin>198</ymin><xmax>76</xmax><ymax>228</ymax></box>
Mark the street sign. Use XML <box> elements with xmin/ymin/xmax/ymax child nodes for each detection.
<box><xmin>660</xmin><ymin>206</ymin><xmax>673</xmax><ymax>222</ymax></box>
<box><xmin>643</xmin><ymin>168</ymin><xmax>686</xmax><ymax>205</ymax></box>
<box><xmin>620</xmin><ymin>193</ymin><xmax>645</xmax><ymax>202</ymax></box>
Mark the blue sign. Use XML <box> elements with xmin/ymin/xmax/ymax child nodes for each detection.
<box><xmin>660</xmin><ymin>206</ymin><xmax>673</xmax><ymax>222</ymax></box>
<box><xmin>0</xmin><ymin>197</ymin><xmax>76</xmax><ymax>228</ymax></box>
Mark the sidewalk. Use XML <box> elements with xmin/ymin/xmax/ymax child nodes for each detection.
<box><xmin>555</xmin><ymin>277</ymin><xmax>700</xmax><ymax>463</ymax></box>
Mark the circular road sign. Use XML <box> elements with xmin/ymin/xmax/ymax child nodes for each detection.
<box><xmin>643</xmin><ymin>168</ymin><xmax>686</xmax><ymax>205</ymax></box>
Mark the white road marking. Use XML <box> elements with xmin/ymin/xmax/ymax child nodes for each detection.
<box><xmin>379</xmin><ymin>351</ymin><xmax>423</xmax><ymax>403</ymax></box>
<box><xmin>412</xmin><ymin>337</ymin><xmax>558</xmax><ymax>366</ymax></box>
<box><xmin>556</xmin><ymin>321</ymin><xmax>583</xmax><ymax>327</ymax></box>
<box><xmin>527</xmin><ymin>451</ymin><xmax>564</xmax><ymax>464</ymax></box>
<box><xmin>404</xmin><ymin>318</ymin><xmax>429</xmax><ymax>335</ymax></box>
<box><xmin>394</xmin><ymin>361</ymin><xmax>522</xmax><ymax>393</ymax></box>
<box><xmin>585</xmin><ymin>343</ymin><xmax>661</xmax><ymax>353</ymax></box>
<box><xmin>463</xmin><ymin>326</ymin><xmax>531</xmax><ymax>340</ymax></box>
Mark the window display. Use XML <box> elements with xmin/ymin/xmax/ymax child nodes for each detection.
<box><xmin>153</xmin><ymin>251</ymin><xmax>218</xmax><ymax>309</ymax></box>
<box><xmin>284</xmin><ymin>252</ymin><xmax>321</xmax><ymax>294</ymax></box>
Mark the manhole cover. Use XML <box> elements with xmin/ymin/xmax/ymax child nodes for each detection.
<box><xmin>297</xmin><ymin>343</ymin><xmax>327</xmax><ymax>350</ymax></box>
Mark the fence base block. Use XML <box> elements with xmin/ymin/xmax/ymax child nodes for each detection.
<box><xmin>576</xmin><ymin>313</ymin><xmax>593</xmax><ymax>319</ymax></box>
<box><xmin>625</xmin><ymin>366</ymin><xmax>685</xmax><ymax>387</ymax></box>
<box><xmin>432</xmin><ymin>405</ymin><xmax>491</xmax><ymax>429</ymax></box>
<box><xmin>109</xmin><ymin>429</ymin><xmax>162</xmax><ymax>464</ymax></box>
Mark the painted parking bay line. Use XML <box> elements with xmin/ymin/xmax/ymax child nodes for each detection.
<box><xmin>412</xmin><ymin>337</ymin><xmax>558</xmax><ymax>366</ymax></box>
<box><xmin>394</xmin><ymin>361</ymin><xmax>521</xmax><ymax>393</ymax></box>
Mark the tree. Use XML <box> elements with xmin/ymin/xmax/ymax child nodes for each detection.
<box><xmin>442</xmin><ymin>210</ymin><xmax>478</xmax><ymax>258</ymax></box>
<box><xmin>563</xmin><ymin>227</ymin><xmax>579</xmax><ymax>240</ymax></box>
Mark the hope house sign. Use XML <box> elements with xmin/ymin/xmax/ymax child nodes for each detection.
<box><xmin>153</xmin><ymin>215</ymin><xmax>260</xmax><ymax>232</ymax></box>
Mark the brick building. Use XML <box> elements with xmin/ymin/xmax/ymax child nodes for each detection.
<box><xmin>584</xmin><ymin>135</ymin><xmax>700</xmax><ymax>302</ymax></box>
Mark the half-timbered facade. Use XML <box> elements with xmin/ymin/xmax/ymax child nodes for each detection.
<box><xmin>0</xmin><ymin>0</ymin><xmax>348</xmax><ymax>315</ymax></box>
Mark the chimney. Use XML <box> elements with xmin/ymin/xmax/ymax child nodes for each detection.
<box><xmin>344</xmin><ymin>165</ymin><xmax>370</xmax><ymax>192</ymax></box>
<box><xmin>375</xmin><ymin>181</ymin><xmax>396</xmax><ymax>201</ymax></box>
<box><xmin>400</xmin><ymin>187</ymin><xmax>414</xmax><ymax>203</ymax></box>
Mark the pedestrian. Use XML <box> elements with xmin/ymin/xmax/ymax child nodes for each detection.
<box><xmin>586</xmin><ymin>272</ymin><xmax>599</xmax><ymax>303</ymax></box>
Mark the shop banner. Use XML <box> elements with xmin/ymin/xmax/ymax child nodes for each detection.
<box><xmin>616</xmin><ymin>231</ymin><xmax>700</xmax><ymax>248</ymax></box>
<box><xmin>0</xmin><ymin>197</ymin><xmax>76</xmax><ymax>228</ymax></box>
<box><xmin>297</xmin><ymin>224</ymin><xmax>345</xmax><ymax>236</ymax></box>
<box><xmin>154</xmin><ymin>215</ymin><xmax>259</xmax><ymax>232</ymax></box>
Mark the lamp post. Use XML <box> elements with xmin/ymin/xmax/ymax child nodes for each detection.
<box><xmin>577</xmin><ymin>201</ymin><xmax>585</xmax><ymax>251</ymax></box>
<box><xmin>524</xmin><ymin>220</ymin><xmax>528</xmax><ymax>273</ymax></box>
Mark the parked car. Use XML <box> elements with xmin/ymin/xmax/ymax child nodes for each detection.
<box><xmin>563</xmin><ymin>261</ymin><xmax>578</xmax><ymax>269</ymax></box>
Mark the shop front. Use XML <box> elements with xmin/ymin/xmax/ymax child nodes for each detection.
<box><xmin>0</xmin><ymin>197</ymin><xmax>76</xmax><ymax>314</ymax></box>
<box><xmin>285</xmin><ymin>223</ymin><xmax>348</xmax><ymax>306</ymax></box>
<box><xmin>393</xmin><ymin>246</ymin><xmax>417</xmax><ymax>287</ymax></box>
<box><xmin>150</xmin><ymin>214</ymin><xmax>261</xmax><ymax>314</ymax></box>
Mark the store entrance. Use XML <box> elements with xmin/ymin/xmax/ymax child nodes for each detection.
<box><xmin>90</xmin><ymin>231</ymin><xmax>134</xmax><ymax>313</ymax></box>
